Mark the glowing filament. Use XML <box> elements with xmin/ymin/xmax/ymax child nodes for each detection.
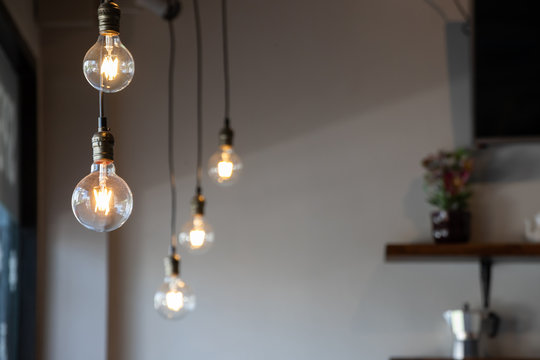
<box><xmin>101</xmin><ymin>56</ymin><xmax>119</xmax><ymax>81</ymax></box>
<box><xmin>217</xmin><ymin>161</ymin><xmax>234</xmax><ymax>179</ymax></box>
<box><xmin>94</xmin><ymin>186</ymin><xmax>112</xmax><ymax>215</ymax></box>
<box><xmin>165</xmin><ymin>290</ymin><xmax>184</xmax><ymax>312</ymax></box>
<box><xmin>189</xmin><ymin>230</ymin><xmax>206</xmax><ymax>248</ymax></box>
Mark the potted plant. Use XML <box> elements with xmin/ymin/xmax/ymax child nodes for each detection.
<box><xmin>422</xmin><ymin>148</ymin><xmax>473</xmax><ymax>243</ymax></box>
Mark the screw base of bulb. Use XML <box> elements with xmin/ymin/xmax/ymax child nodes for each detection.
<box><xmin>164</xmin><ymin>254</ymin><xmax>180</xmax><ymax>276</ymax></box>
<box><xmin>190</xmin><ymin>193</ymin><xmax>205</xmax><ymax>215</ymax></box>
<box><xmin>92</xmin><ymin>120</ymin><xmax>115</xmax><ymax>162</ymax></box>
<box><xmin>98</xmin><ymin>1</ymin><xmax>121</xmax><ymax>35</ymax></box>
<box><xmin>219</xmin><ymin>118</ymin><xmax>234</xmax><ymax>146</ymax></box>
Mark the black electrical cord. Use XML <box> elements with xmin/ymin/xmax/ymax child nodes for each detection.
<box><xmin>99</xmin><ymin>90</ymin><xmax>104</xmax><ymax>118</ymax></box>
<box><xmin>193</xmin><ymin>0</ymin><xmax>203</xmax><ymax>193</ymax></box>
<box><xmin>98</xmin><ymin>90</ymin><xmax>108</xmax><ymax>130</ymax></box>
<box><xmin>222</xmin><ymin>0</ymin><xmax>230</xmax><ymax>121</ymax></box>
<box><xmin>167</xmin><ymin>19</ymin><xmax>178</xmax><ymax>254</ymax></box>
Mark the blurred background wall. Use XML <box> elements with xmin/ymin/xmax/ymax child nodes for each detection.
<box><xmin>6</xmin><ymin>0</ymin><xmax>540</xmax><ymax>359</ymax></box>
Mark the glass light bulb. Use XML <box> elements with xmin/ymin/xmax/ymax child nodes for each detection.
<box><xmin>165</xmin><ymin>290</ymin><xmax>184</xmax><ymax>311</ymax></box>
<box><xmin>208</xmin><ymin>145</ymin><xmax>243</xmax><ymax>186</ymax></box>
<box><xmin>72</xmin><ymin>161</ymin><xmax>133</xmax><ymax>232</ymax></box>
<box><xmin>83</xmin><ymin>34</ymin><xmax>135</xmax><ymax>93</ymax></box>
<box><xmin>179</xmin><ymin>214</ymin><xmax>214</xmax><ymax>253</ymax></box>
<box><xmin>154</xmin><ymin>275</ymin><xmax>196</xmax><ymax>319</ymax></box>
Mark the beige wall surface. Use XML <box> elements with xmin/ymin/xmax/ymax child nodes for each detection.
<box><xmin>30</xmin><ymin>0</ymin><xmax>540</xmax><ymax>359</ymax></box>
<box><xmin>37</xmin><ymin>4</ymin><xmax>109</xmax><ymax>360</ymax></box>
<box><xmin>39</xmin><ymin>25</ymin><xmax>109</xmax><ymax>360</ymax></box>
<box><xmin>107</xmin><ymin>0</ymin><xmax>540</xmax><ymax>359</ymax></box>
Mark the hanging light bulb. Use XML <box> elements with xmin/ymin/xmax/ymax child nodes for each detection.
<box><xmin>72</xmin><ymin>120</ymin><xmax>133</xmax><ymax>232</ymax></box>
<box><xmin>83</xmin><ymin>0</ymin><xmax>135</xmax><ymax>93</ymax></box>
<box><xmin>182</xmin><ymin>0</ymin><xmax>215</xmax><ymax>253</ymax></box>
<box><xmin>180</xmin><ymin>192</ymin><xmax>214</xmax><ymax>253</ymax></box>
<box><xmin>210</xmin><ymin>0</ymin><xmax>242</xmax><ymax>186</ymax></box>
<box><xmin>83</xmin><ymin>35</ymin><xmax>134</xmax><ymax>92</ymax></box>
<box><xmin>154</xmin><ymin>6</ymin><xmax>196</xmax><ymax>321</ymax></box>
<box><xmin>208</xmin><ymin>120</ymin><xmax>243</xmax><ymax>185</ymax></box>
<box><xmin>154</xmin><ymin>254</ymin><xmax>196</xmax><ymax>319</ymax></box>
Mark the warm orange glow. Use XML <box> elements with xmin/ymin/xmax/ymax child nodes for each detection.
<box><xmin>189</xmin><ymin>215</ymin><xmax>206</xmax><ymax>248</ymax></box>
<box><xmin>101</xmin><ymin>56</ymin><xmax>119</xmax><ymax>81</ymax></box>
<box><xmin>217</xmin><ymin>161</ymin><xmax>233</xmax><ymax>179</ymax></box>
<box><xmin>93</xmin><ymin>186</ymin><xmax>112</xmax><ymax>215</ymax></box>
<box><xmin>189</xmin><ymin>229</ymin><xmax>206</xmax><ymax>248</ymax></box>
<box><xmin>165</xmin><ymin>290</ymin><xmax>184</xmax><ymax>311</ymax></box>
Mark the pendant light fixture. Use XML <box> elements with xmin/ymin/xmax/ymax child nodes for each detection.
<box><xmin>207</xmin><ymin>0</ymin><xmax>243</xmax><ymax>186</ymax></box>
<box><xmin>179</xmin><ymin>0</ymin><xmax>215</xmax><ymax>253</ymax></box>
<box><xmin>153</xmin><ymin>1</ymin><xmax>196</xmax><ymax>320</ymax></box>
<box><xmin>72</xmin><ymin>0</ymin><xmax>134</xmax><ymax>232</ymax></box>
<box><xmin>154</xmin><ymin>252</ymin><xmax>195</xmax><ymax>319</ymax></box>
<box><xmin>71</xmin><ymin>94</ymin><xmax>133</xmax><ymax>232</ymax></box>
<box><xmin>83</xmin><ymin>0</ymin><xmax>135</xmax><ymax>93</ymax></box>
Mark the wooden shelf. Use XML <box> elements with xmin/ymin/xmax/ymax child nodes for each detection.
<box><xmin>386</xmin><ymin>244</ymin><xmax>540</xmax><ymax>360</ymax></box>
<box><xmin>385</xmin><ymin>243</ymin><xmax>540</xmax><ymax>262</ymax></box>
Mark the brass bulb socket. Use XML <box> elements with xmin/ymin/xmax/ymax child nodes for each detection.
<box><xmin>92</xmin><ymin>130</ymin><xmax>115</xmax><ymax>162</ymax></box>
<box><xmin>98</xmin><ymin>1</ymin><xmax>121</xmax><ymax>35</ymax></box>
<box><xmin>191</xmin><ymin>193</ymin><xmax>205</xmax><ymax>215</ymax></box>
<box><xmin>219</xmin><ymin>124</ymin><xmax>234</xmax><ymax>146</ymax></box>
<box><xmin>163</xmin><ymin>254</ymin><xmax>180</xmax><ymax>277</ymax></box>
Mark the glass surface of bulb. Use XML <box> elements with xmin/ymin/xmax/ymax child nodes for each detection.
<box><xmin>179</xmin><ymin>214</ymin><xmax>214</xmax><ymax>253</ymax></box>
<box><xmin>72</xmin><ymin>161</ymin><xmax>133</xmax><ymax>232</ymax></box>
<box><xmin>83</xmin><ymin>34</ymin><xmax>135</xmax><ymax>93</ymax></box>
<box><xmin>154</xmin><ymin>275</ymin><xmax>196</xmax><ymax>319</ymax></box>
<box><xmin>208</xmin><ymin>145</ymin><xmax>243</xmax><ymax>186</ymax></box>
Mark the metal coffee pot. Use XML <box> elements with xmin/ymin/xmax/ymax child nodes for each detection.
<box><xmin>443</xmin><ymin>303</ymin><xmax>499</xmax><ymax>359</ymax></box>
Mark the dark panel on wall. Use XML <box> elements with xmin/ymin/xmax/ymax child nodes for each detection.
<box><xmin>474</xmin><ymin>0</ymin><xmax>540</xmax><ymax>143</ymax></box>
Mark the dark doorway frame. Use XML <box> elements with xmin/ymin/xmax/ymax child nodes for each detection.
<box><xmin>0</xmin><ymin>2</ymin><xmax>37</xmax><ymax>360</ymax></box>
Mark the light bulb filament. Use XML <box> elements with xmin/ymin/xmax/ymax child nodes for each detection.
<box><xmin>101</xmin><ymin>56</ymin><xmax>119</xmax><ymax>81</ymax></box>
<box><xmin>189</xmin><ymin>229</ymin><xmax>206</xmax><ymax>248</ymax></box>
<box><xmin>217</xmin><ymin>161</ymin><xmax>234</xmax><ymax>179</ymax></box>
<box><xmin>94</xmin><ymin>186</ymin><xmax>113</xmax><ymax>215</ymax></box>
<box><xmin>165</xmin><ymin>290</ymin><xmax>184</xmax><ymax>312</ymax></box>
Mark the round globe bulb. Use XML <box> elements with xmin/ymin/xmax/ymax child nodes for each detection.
<box><xmin>208</xmin><ymin>145</ymin><xmax>243</xmax><ymax>186</ymax></box>
<box><xmin>154</xmin><ymin>275</ymin><xmax>196</xmax><ymax>319</ymax></box>
<box><xmin>83</xmin><ymin>34</ymin><xmax>135</xmax><ymax>93</ymax></box>
<box><xmin>179</xmin><ymin>214</ymin><xmax>214</xmax><ymax>253</ymax></box>
<box><xmin>72</xmin><ymin>161</ymin><xmax>133</xmax><ymax>232</ymax></box>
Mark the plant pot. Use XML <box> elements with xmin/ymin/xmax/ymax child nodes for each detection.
<box><xmin>431</xmin><ymin>210</ymin><xmax>471</xmax><ymax>244</ymax></box>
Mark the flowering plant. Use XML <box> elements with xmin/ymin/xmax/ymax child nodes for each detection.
<box><xmin>422</xmin><ymin>148</ymin><xmax>473</xmax><ymax>211</ymax></box>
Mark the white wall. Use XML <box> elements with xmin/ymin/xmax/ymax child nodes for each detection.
<box><xmin>36</xmin><ymin>0</ymin><xmax>540</xmax><ymax>359</ymax></box>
